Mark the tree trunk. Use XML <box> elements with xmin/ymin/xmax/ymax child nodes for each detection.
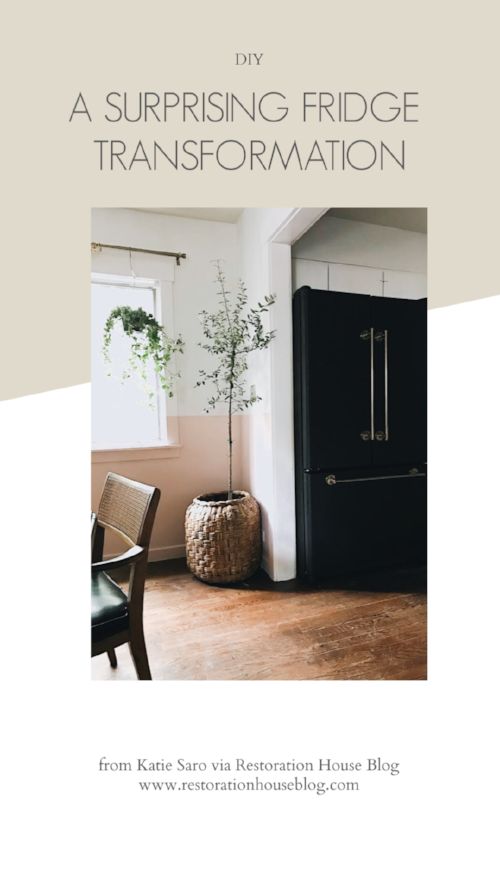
<box><xmin>228</xmin><ymin>399</ymin><xmax>233</xmax><ymax>500</ymax></box>
<box><xmin>228</xmin><ymin>348</ymin><xmax>235</xmax><ymax>500</ymax></box>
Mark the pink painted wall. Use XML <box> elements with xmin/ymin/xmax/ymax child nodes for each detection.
<box><xmin>91</xmin><ymin>415</ymin><xmax>242</xmax><ymax>559</ymax></box>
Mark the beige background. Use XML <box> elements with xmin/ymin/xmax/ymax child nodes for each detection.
<box><xmin>1</xmin><ymin>0</ymin><xmax>499</xmax><ymax>401</ymax></box>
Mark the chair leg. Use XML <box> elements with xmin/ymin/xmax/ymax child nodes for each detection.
<box><xmin>107</xmin><ymin>648</ymin><xmax>117</xmax><ymax>668</ymax></box>
<box><xmin>129</xmin><ymin>627</ymin><xmax>152</xmax><ymax>680</ymax></box>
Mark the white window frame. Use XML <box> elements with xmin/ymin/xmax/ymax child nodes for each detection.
<box><xmin>91</xmin><ymin>270</ymin><xmax>180</xmax><ymax>459</ymax></box>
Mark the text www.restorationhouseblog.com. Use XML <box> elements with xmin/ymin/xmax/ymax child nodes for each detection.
<box><xmin>138</xmin><ymin>777</ymin><xmax>359</xmax><ymax>796</ymax></box>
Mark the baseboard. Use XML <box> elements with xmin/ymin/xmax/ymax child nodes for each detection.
<box><xmin>149</xmin><ymin>544</ymin><xmax>186</xmax><ymax>562</ymax></box>
<box><xmin>261</xmin><ymin>553</ymin><xmax>273</xmax><ymax>579</ymax></box>
<box><xmin>103</xmin><ymin>544</ymin><xmax>186</xmax><ymax>563</ymax></box>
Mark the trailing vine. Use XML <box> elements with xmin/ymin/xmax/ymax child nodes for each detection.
<box><xmin>102</xmin><ymin>306</ymin><xmax>184</xmax><ymax>402</ymax></box>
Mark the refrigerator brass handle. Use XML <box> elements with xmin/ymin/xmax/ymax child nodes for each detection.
<box><xmin>361</xmin><ymin>328</ymin><xmax>375</xmax><ymax>441</ymax></box>
<box><xmin>384</xmin><ymin>329</ymin><xmax>389</xmax><ymax>442</ymax></box>
<box><xmin>370</xmin><ymin>327</ymin><xmax>375</xmax><ymax>441</ymax></box>
<box><xmin>334</xmin><ymin>472</ymin><xmax>426</xmax><ymax>483</ymax></box>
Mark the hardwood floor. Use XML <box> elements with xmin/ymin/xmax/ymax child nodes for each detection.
<box><xmin>91</xmin><ymin>560</ymin><xmax>427</xmax><ymax>681</ymax></box>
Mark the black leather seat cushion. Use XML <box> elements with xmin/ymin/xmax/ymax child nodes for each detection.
<box><xmin>91</xmin><ymin>572</ymin><xmax>129</xmax><ymax>642</ymax></box>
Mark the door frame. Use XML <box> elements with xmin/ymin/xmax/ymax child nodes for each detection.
<box><xmin>266</xmin><ymin>208</ymin><xmax>329</xmax><ymax>580</ymax></box>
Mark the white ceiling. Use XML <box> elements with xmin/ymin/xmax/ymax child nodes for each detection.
<box><xmin>131</xmin><ymin>207</ymin><xmax>426</xmax><ymax>233</ymax></box>
<box><xmin>327</xmin><ymin>207</ymin><xmax>427</xmax><ymax>233</ymax></box>
<box><xmin>135</xmin><ymin>207</ymin><xmax>244</xmax><ymax>223</ymax></box>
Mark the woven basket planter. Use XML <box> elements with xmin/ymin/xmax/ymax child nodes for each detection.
<box><xmin>185</xmin><ymin>491</ymin><xmax>261</xmax><ymax>584</ymax></box>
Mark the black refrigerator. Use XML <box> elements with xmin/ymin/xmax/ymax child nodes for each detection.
<box><xmin>293</xmin><ymin>286</ymin><xmax>427</xmax><ymax>582</ymax></box>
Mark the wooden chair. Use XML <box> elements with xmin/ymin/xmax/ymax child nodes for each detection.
<box><xmin>91</xmin><ymin>472</ymin><xmax>160</xmax><ymax>679</ymax></box>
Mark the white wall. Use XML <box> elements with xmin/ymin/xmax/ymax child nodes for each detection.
<box><xmin>292</xmin><ymin>215</ymin><xmax>426</xmax><ymax>272</ymax></box>
<box><xmin>236</xmin><ymin>210</ymin><xmax>291</xmax><ymax>575</ymax></box>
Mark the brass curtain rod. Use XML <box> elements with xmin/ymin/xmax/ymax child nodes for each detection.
<box><xmin>91</xmin><ymin>242</ymin><xmax>187</xmax><ymax>265</ymax></box>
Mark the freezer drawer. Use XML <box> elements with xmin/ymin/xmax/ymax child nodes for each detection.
<box><xmin>299</xmin><ymin>471</ymin><xmax>427</xmax><ymax>580</ymax></box>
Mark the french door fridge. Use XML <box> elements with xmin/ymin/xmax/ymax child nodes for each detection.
<box><xmin>293</xmin><ymin>286</ymin><xmax>427</xmax><ymax>581</ymax></box>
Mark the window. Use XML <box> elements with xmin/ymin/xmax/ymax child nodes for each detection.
<box><xmin>91</xmin><ymin>273</ymin><xmax>170</xmax><ymax>449</ymax></box>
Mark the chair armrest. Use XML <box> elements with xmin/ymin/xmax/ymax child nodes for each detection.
<box><xmin>91</xmin><ymin>545</ymin><xmax>145</xmax><ymax>573</ymax></box>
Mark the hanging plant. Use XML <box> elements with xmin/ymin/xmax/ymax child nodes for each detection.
<box><xmin>102</xmin><ymin>306</ymin><xmax>184</xmax><ymax>402</ymax></box>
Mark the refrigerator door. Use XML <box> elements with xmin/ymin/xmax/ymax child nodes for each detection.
<box><xmin>371</xmin><ymin>297</ymin><xmax>427</xmax><ymax>466</ymax></box>
<box><xmin>299</xmin><ymin>468</ymin><xmax>427</xmax><ymax>581</ymax></box>
<box><xmin>293</xmin><ymin>287</ymin><xmax>373</xmax><ymax>470</ymax></box>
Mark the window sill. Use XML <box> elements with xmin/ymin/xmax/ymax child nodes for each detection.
<box><xmin>91</xmin><ymin>444</ymin><xmax>181</xmax><ymax>463</ymax></box>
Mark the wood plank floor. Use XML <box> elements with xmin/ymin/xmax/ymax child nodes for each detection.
<box><xmin>91</xmin><ymin>560</ymin><xmax>427</xmax><ymax>681</ymax></box>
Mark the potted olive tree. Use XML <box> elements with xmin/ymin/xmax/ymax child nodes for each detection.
<box><xmin>185</xmin><ymin>262</ymin><xmax>275</xmax><ymax>584</ymax></box>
